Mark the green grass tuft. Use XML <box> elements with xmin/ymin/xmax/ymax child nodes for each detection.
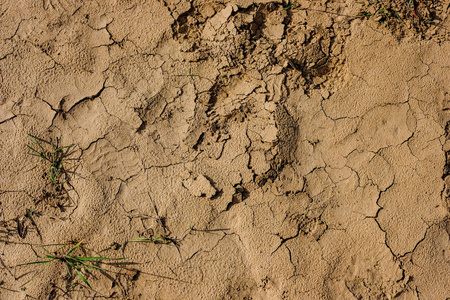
<box><xmin>17</xmin><ymin>241</ymin><xmax>126</xmax><ymax>290</ymax></box>
<box><xmin>26</xmin><ymin>135</ymin><xmax>74</xmax><ymax>188</ymax></box>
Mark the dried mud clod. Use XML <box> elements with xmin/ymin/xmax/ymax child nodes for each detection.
<box><xmin>171</xmin><ymin>1</ymin><xmax>347</xmax><ymax>93</ymax></box>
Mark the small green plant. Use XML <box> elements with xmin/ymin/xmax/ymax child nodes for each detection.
<box><xmin>26</xmin><ymin>135</ymin><xmax>73</xmax><ymax>187</ymax></box>
<box><xmin>359</xmin><ymin>11</ymin><xmax>373</xmax><ymax>18</ymax></box>
<box><xmin>17</xmin><ymin>242</ymin><xmax>126</xmax><ymax>290</ymax></box>
<box><xmin>284</xmin><ymin>0</ymin><xmax>297</xmax><ymax>10</ymax></box>
<box><xmin>360</xmin><ymin>0</ymin><xmax>422</xmax><ymax>25</ymax></box>
<box><xmin>377</xmin><ymin>3</ymin><xmax>402</xmax><ymax>23</ymax></box>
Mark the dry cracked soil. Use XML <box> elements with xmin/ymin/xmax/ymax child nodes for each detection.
<box><xmin>1</xmin><ymin>0</ymin><xmax>450</xmax><ymax>299</ymax></box>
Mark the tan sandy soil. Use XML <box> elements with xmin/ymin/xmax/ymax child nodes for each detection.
<box><xmin>1</xmin><ymin>0</ymin><xmax>450</xmax><ymax>299</ymax></box>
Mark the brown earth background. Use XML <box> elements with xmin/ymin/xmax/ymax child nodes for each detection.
<box><xmin>1</xmin><ymin>0</ymin><xmax>450</xmax><ymax>299</ymax></box>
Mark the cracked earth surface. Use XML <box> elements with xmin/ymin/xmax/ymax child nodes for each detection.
<box><xmin>1</xmin><ymin>0</ymin><xmax>450</xmax><ymax>299</ymax></box>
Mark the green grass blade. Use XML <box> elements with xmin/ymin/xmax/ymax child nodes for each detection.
<box><xmin>27</xmin><ymin>134</ymin><xmax>38</xmax><ymax>144</ymax></box>
<box><xmin>49</xmin><ymin>167</ymin><xmax>58</xmax><ymax>186</ymax></box>
<box><xmin>78</xmin><ymin>265</ymin><xmax>99</xmax><ymax>272</ymax></box>
<box><xmin>27</xmin><ymin>135</ymin><xmax>46</xmax><ymax>154</ymax></box>
<box><xmin>41</xmin><ymin>245</ymin><xmax>53</xmax><ymax>256</ymax></box>
<box><xmin>75</xmin><ymin>270</ymin><xmax>92</xmax><ymax>290</ymax></box>
<box><xmin>53</xmin><ymin>145</ymin><xmax>73</xmax><ymax>153</ymax></box>
<box><xmin>67</xmin><ymin>258</ymin><xmax>106</xmax><ymax>272</ymax></box>
<box><xmin>65</xmin><ymin>262</ymin><xmax>72</xmax><ymax>277</ymax></box>
<box><xmin>19</xmin><ymin>260</ymin><xmax>52</xmax><ymax>288</ymax></box>
<box><xmin>283</xmin><ymin>0</ymin><xmax>297</xmax><ymax>10</ymax></box>
<box><xmin>67</xmin><ymin>242</ymin><xmax>82</xmax><ymax>256</ymax></box>
<box><xmin>26</xmin><ymin>145</ymin><xmax>40</xmax><ymax>155</ymax></box>
<box><xmin>17</xmin><ymin>260</ymin><xmax>53</xmax><ymax>267</ymax></box>
<box><xmin>27</xmin><ymin>145</ymin><xmax>48</xmax><ymax>160</ymax></box>
<box><xmin>49</xmin><ymin>165</ymin><xmax>60</xmax><ymax>182</ymax></box>
<box><xmin>66</xmin><ymin>257</ymin><xmax>101</xmax><ymax>267</ymax></box>
<box><xmin>53</xmin><ymin>148</ymin><xmax>62</xmax><ymax>153</ymax></box>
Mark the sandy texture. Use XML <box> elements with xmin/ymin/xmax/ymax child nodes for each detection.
<box><xmin>1</xmin><ymin>0</ymin><xmax>450</xmax><ymax>299</ymax></box>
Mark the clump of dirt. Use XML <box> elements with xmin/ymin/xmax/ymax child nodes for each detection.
<box><xmin>172</xmin><ymin>1</ymin><xmax>349</xmax><ymax>92</ymax></box>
